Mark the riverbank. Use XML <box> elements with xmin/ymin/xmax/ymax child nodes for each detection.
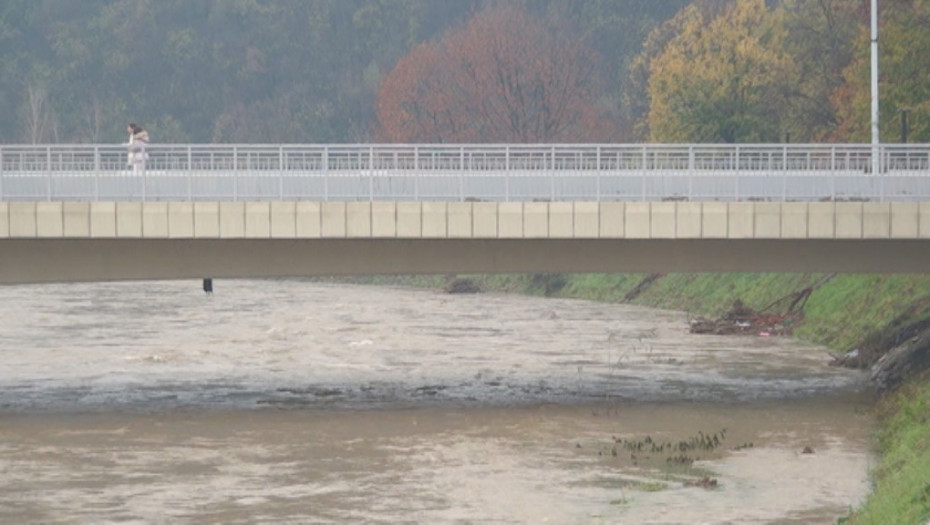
<box><xmin>354</xmin><ymin>272</ymin><xmax>930</xmax><ymax>522</ymax></box>
<box><xmin>846</xmin><ymin>369</ymin><xmax>930</xmax><ymax>523</ymax></box>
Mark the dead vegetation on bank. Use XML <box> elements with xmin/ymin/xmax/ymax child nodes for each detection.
<box><xmin>688</xmin><ymin>277</ymin><xmax>828</xmax><ymax>337</ymax></box>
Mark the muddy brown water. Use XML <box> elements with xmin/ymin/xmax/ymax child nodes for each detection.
<box><xmin>0</xmin><ymin>280</ymin><xmax>873</xmax><ymax>523</ymax></box>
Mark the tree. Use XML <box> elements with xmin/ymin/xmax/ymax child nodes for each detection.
<box><xmin>645</xmin><ymin>0</ymin><xmax>799</xmax><ymax>143</ymax></box>
<box><xmin>22</xmin><ymin>78</ymin><xmax>56</xmax><ymax>143</ymax></box>
<box><xmin>779</xmin><ymin>0</ymin><xmax>860</xmax><ymax>141</ymax></box>
<box><xmin>375</xmin><ymin>4</ymin><xmax>621</xmax><ymax>143</ymax></box>
<box><xmin>625</xmin><ymin>0</ymin><xmax>732</xmax><ymax>141</ymax></box>
<box><xmin>832</xmin><ymin>0</ymin><xmax>930</xmax><ymax>142</ymax></box>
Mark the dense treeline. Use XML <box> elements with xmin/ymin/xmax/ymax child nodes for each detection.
<box><xmin>0</xmin><ymin>0</ymin><xmax>926</xmax><ymax>144</ymax></box>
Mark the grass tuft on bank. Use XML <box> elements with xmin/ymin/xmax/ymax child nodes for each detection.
<box><xmin>847</xmin><ymin>371</ymin><xmax>930</xmax><ymax>524</ymax></box>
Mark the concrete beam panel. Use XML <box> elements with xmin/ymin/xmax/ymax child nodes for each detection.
<box><xmin>862</xmin><ymin>202</ymin><xmax>891</xmax><ymax>239</ymax></box>
<box><xmin>599</xmin><ymin>202</ymin><xmax>624</xmax><ymax>238</ymax></box>
<box><xmin>549</xmin><ymin>202</ymin><xmax>573</xmax><ymax>239</ymax></box>
<box><xmin>245</xmin><ymin>201</ymin><xmax>271</xmax><ymax>238</ymax></box>
<box><xmin>920</xmin><ymin>202</ymin><xmax>930</xmax><ymax>239</ymax></box>
<box><xmin>296</xmin><ymin>202</ymin><xmax>321</xmax><ymax>238</ymax></box>
<box><xmin>753</xmin><ymin>202</ymin><xmax>781</xmax><ymax>238</ymax></box>
<box><xmin>701</xmin><ymin>202</ymin><xmax>728</xmax><ymax>239</ymax></box>
<box><xmin>270</xmin><ymin>201</ymin><xmax>297</xmax><ymax>238</ymax></box>
<box><xmin>142</xmin><ymin>202</ymin><xmax>169</xmax><ymax>238</ymax></box>
<box><xmin>346</xmin><ymin>202</ymin><xmax>371</xmax><ymax>237</ymax></box>
<box><xmin>574</xmin><ymin>202</ymin><xmax>599</xmax><ymax>238</ymax></box>
<box><xmin>624</xmin><ymin>202</ymin><xmax>650</xmax><ymax>239</ymax></box>
<box><xmin>396</xmin><ymin>202</ymin><xmax>421</xmax><ymax>238</ymax></box>
<box><xmin>116</xmin><ymin>202</ymin><xmax>143</xmax><ymax>237</ymax></box>
<box><xmin>676</xmin><ymin>202</ymin><xmax>702</xmax><ymax>239</ymax></box>
<box><xmin>835</xmin><ymin>202</ymin><xmax>863</xmax><ymax>239</ymax></box>
<box><xmin>523</xmin><ymin>202</ymin><xmax>549</xmax><ymax>238</ymax></box>
<box><xmin>194</xmin><ymin>202</ymin><xmax>220</xmax><ymax>238</ymax></box>
<box><xmin>447</xmin><ymin>202</ymin><xmax>472</xmax><ymax>238</ymax></box>
<box><xmin>371</xmin><ymin>202</ymin><xmax>397</xmax><ymax>238</ymax></box>
<box><xmin>9</xmin><ymin>202</ymin><xmax>36</xmax><ymax>237</ymax></box>
<box><xmin>422</xmin><ymin>202</ymin><xmax>447</xmax><ymax>238</ymax></box>
<box><xmin>168</xmin><ymin>202</ymin><xmax>194</xmax><ymax>238</ymax></box>
<box><xmin>36</xmin><ymin>202</ymin><xmax>63</xmax><ymax>237</ymax></box>
<box><xmin>890</xmin><ymin>202</ymin><xmax>919</xmax><ymax>239</ymax></box>
<box><xmin>727</xmin><ymin>202</ymin><xmax>754</xmax><ymax>239</ymax></box>
<box><xmin>0</xmin><ymin>202</ymin><xmax>8</xmax><ymax>238</ymax></box>
<box><xmin>498</xmin><ymin>202</ymin><xmax>523</xmax><ymax>238</ymax></box>
<box><xmin>650</xmin><ymin>202</ymin><xmax>676</xmax><ymax>239</ymax></box>
<box><xmin>473</xmin><ymin>202</ymin><xmax>498</xmax><ymax>238</ymax></box>
<box><xmin>219</xmin><ymin>202</ymin><xmax>246</xmax><ymax>238</ymax></box>
<box><xmin>90</xmin><ymin>202</ymin><xmax>117</xmax><ymax>238</ymax></box>
<box><xmin>63</xmin><ymin>202</ymin><xmax>91</xmax><ymax>238</ymax></box>
<box><xmin>808</xmin><ymin>202</ymin><xmax>835</xmax><ymax>238</ymax></box>
<box><xmin>321</xmin><ymin>202</ymin><xmax>347</xmax><ymax>238</ymax></box>
<box><xmin>781</xmin><ymin>202</ymin><xmax>808</xmax><ymax>238</ymax></box>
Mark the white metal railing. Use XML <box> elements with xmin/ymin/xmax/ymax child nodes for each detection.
<box><xmin>0</xmin><ymin>143</ymin><xmax>928</xmax><ymax>202</ymax></box>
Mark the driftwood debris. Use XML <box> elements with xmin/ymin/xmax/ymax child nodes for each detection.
<box><xmin>689</xmin><ymin>276</ymin><xmax>835</xmax><ymax>336</ymax></box>
<box><xmin>689</xmin><ymin>299</ymin><xmax>802</xmax><ymax>336</ymax></box>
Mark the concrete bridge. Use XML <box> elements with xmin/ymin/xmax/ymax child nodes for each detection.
<box><xmin>2</xmin><ymin>144</ymin><xmax>930</xmax><ymax>284</ymax></box>
<box><xmin>3</xmin><ymin>199</ymin><xmax>930</xmax><ymax>283</ymax></box>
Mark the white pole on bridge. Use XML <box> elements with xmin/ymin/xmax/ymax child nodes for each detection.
<box><xmin>871</xmin><ymin>0</ymin><xmax>880</xmax><ymax>177</ymax></box>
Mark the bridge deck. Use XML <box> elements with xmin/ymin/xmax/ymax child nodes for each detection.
<box><xmin>2</xmin><ymin>144</ymin><xmax>929</xmax><ymax>202</ymax></box>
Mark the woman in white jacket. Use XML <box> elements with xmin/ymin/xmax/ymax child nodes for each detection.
<box><xmin>126</xmin><ymin>123</ymin><xmax>149</xmax><ymax>172</ymax></box>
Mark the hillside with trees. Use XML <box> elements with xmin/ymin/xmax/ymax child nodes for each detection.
<box><xmin>0</xmin><ymin>0</ymin><xmax>927</xmax><ymax>144</ymax></box>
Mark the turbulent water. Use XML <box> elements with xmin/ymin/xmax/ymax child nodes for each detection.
<box><xmin>0</xmin><ymin>280</ymin><xmax>874</xmax><ymax>523</ymax></box>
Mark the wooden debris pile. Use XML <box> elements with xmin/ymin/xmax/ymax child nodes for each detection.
<box><xmin>689</xmin><ymin>285</ymin><xmax>816</xmax><ymax>336</ymax></box>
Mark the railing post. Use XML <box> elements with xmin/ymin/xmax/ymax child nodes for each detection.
<box><xmin>505</xmin><ymin>145</ymin><xmax>510</xmax><ymax>202</ymax></box>
<box><xmin>187</xmin><ymin>146</ymin><xmax>193</xmax><ymax>200</ymax></box>
<box><xmin>640</xmin><ymin>145</ymin><xmax>647</xmax><ymax>201</ymax></box>
<box><xmin>688</xmin><ymin>145</ymin><xmax>694</xmax><ymax>201</ymax></box>
<box><xmin>279</xmin><ymin>146</ymin><xmax>285</xmax><ymax>200</ymax></box>
<box><xmin>780</xmin><ymin>148</ymin><xmax>787</xmax><ymax>201</ymax></box>
<box><xmin>735</xmin><ymin>145</ymin><xmax>740</xmax><ymax>201</ymax></box>
<box><xmin>414</xmin><ymin>146</ymin><xmax>419</xmax><ymax>201</ymax></box>
<box><xmin>459</xmin><ymin>146</ymin><xmax>464</xmax><ymax>201</ymax></box>
<box><xmin>233</xmin><ymin>145</ymin><xmax>238</xmax><ymax>201</ymax></box>
<box><xmin>93</xmin><ymin>145</ymin><xmax>100</xmax><ymax>201</ymax></box>
<box><xmin>550</xmin><ymin>146</ymin><xmax>556</xmax><ymax>201</ymax></box>
<box><xmin>880</xmin><ymin>144</ymin><xmax>886</xmax><ymax>202</ymax></box>
<box><xmin>369</xmin><ymin>145</ymin><xmax>374</xmax><ymax>201</ymax></box>
<box><xmin>596</xmin><ymin>145</ymin><xmax>601</xmax><ymax>201</ymax></box>
<box><xmin>0</xmin><ymin>145</ymin><xmax>4</xmax><ymax>201</ymax></box>
<box><xmin>47</xmin><ymin>146</ymin><xmax>52</xmax><ymax>201</ymax></box>
<box><xmin>780</xmin><ymin>146</ymin><xmax>786</xmax><ymax>201</ymax></box>
<box><xmin>323</xmin><ymin>146</ymin><xmax>329</xmax><ymax>201</ymax></box>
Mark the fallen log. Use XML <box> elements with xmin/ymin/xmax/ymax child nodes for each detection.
<box><xmin>869</xmin><ymin>328</ymin><xmax>930</xmax><ymax>392</ymax></box>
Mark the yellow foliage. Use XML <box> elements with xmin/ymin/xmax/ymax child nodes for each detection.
<box><xmin>647</xmin><ymin>0</ymin><xmax>798</xmax><ymax>143</ymax></box>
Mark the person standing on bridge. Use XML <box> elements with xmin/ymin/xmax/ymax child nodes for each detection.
<box><xmin>126</xmin><ymin>123</ymin><xmax>149</xmax><ymax>172</ymax></box>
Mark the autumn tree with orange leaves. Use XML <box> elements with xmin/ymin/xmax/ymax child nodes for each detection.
<box><xmin>375</xmin><ymin>4</ymin><xmax>622</xmax><ymax>143</ymax></box>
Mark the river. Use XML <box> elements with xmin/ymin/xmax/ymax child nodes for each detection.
<box><xmin>0</xmin><ymin>280</ymin><xmax>873</xmax><ymax>523</ymax></box>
